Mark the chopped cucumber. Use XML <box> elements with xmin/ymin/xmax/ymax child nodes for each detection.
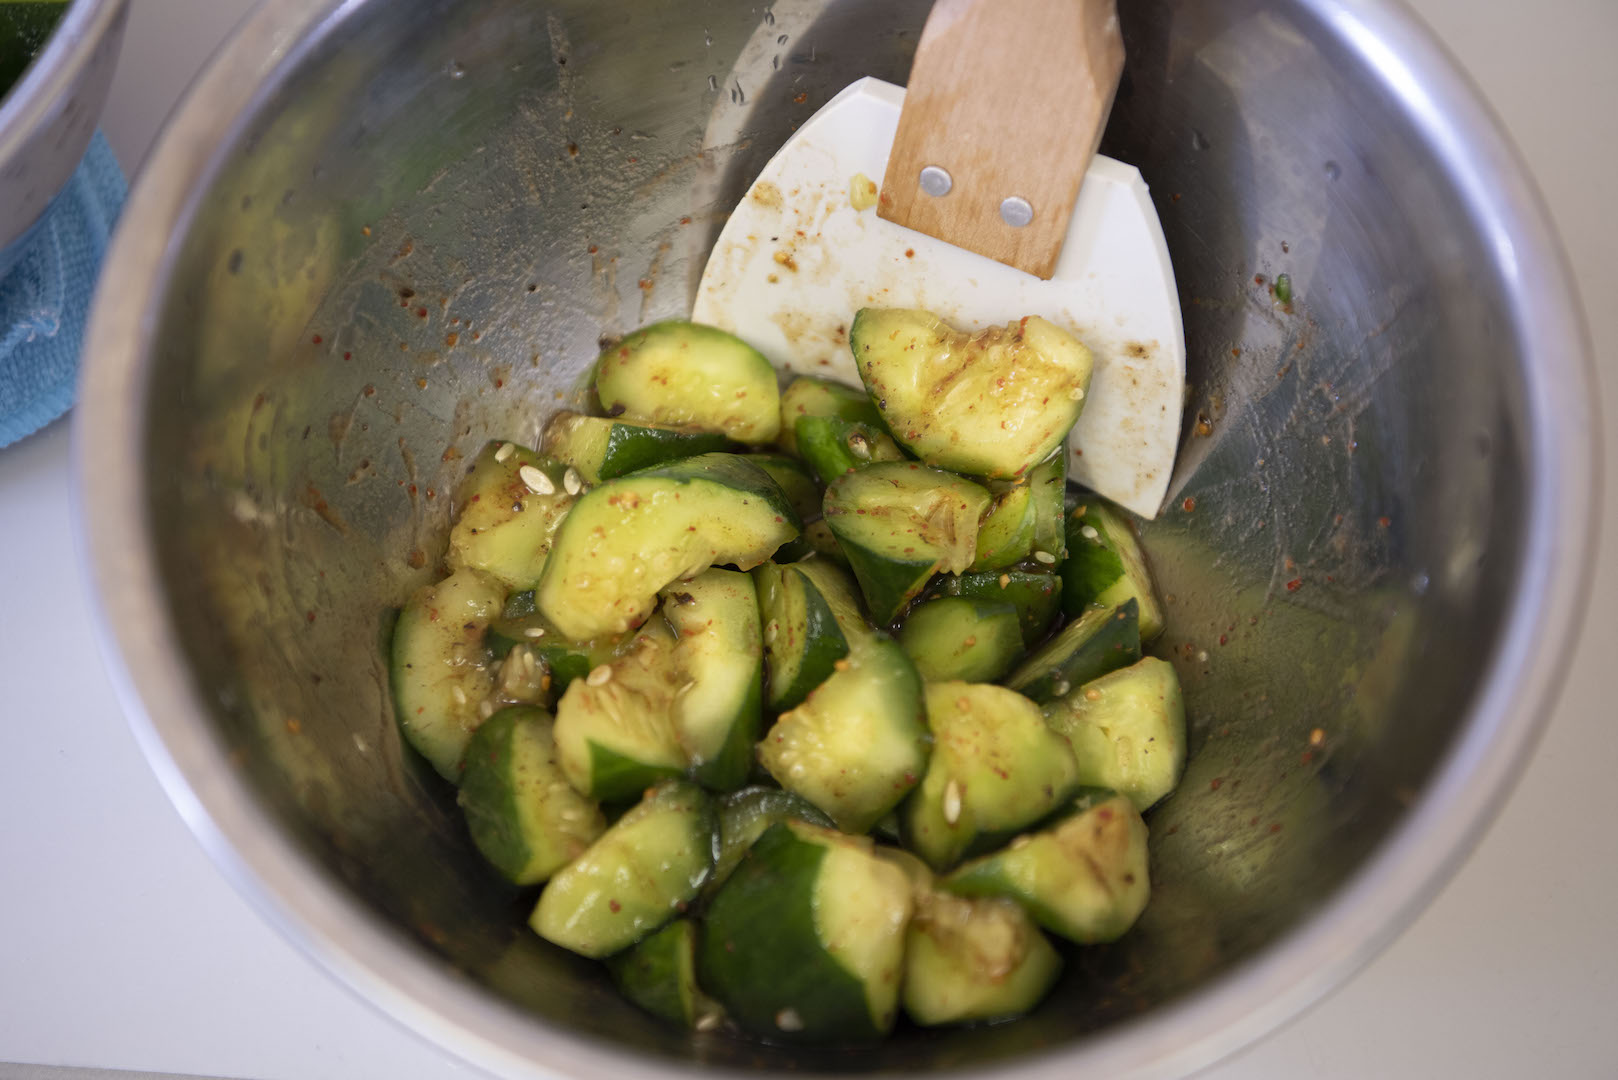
<box><xmin>824</xmin><ymin>462</ymin><xmax>992</xmax><ymax>623</ymax></box>
<box><xmin>747</xmin><ymin>453</ymin><xmax>823</xmax><ymax>523</ymax></box>
<box><xmin>1063</xmin><ymin>500</ymin><xmax>1165</xmax><ymax>641</ymax></box>
<box><xmin>777</xmin><ymin>374</ymin><xmax>883</xmax><ymax>457</ymax></box>
<box><xmin>458</xmin><ymin>707</ymin><xmax>606</xmax><ymax>884</ymax></box>
<box><xmin>851</xmin><ymin>308</ymin><xmax>1093</xmax><ymax>480</ymax></box>
<box><xmin>448</xmin><ymin>442</ymin><xmax>577</xmax><ymax>590</ymax></box>
<box><xmin>530</xmin><ymin>780</ymin><xmax>716</xmax><ymax>958</ymax></box>
<box><xmin>791</xmin><ymin>557</ymin><xmax>874</xmax><ymax>643</ymax></box>
<box><xmin>800</xmin><ymin>518</ymin><xmax>848</xmax><ymax>566</ymax></box>
<box><xmin>661</xmin><ymin>569</ymin><xmax>764</xmax><ymax>792</ymax></box>
<box><xmin>699</xmin><ymin>821</ymin><xmax>913</xmax><ymax>1041</ymax></box>
<box><xmin>486</xmin><ymin>599</ymin><xmax>628</xmax><ymax>698</ymax></box>
<box><xmin>536</xmin><ymin>453</ymin><xmax>800</xmax><ymax>641</ymax></box>
<box><xmin>1042</xmin><ymin>657</ymin><xmax>1186</xmax><ymax>812</ymax></box>
<box><xmin>904</xmin><ymin>887</ymin><xmax>1063</xmax><ymax>1026</ymax></box>
<box><xmin>897</xmin><ymin>597</ymin><xmax>1024</xmax><ymax>684</ymax></box>
<box><xmin>712</xmin><ymin>785</ymin><xmax>835</xmax><ymax>890</ymax></box>
<box><xmin>542</xmin><ymin>410</ymin><xmax>729</xmax><ymax>483</ymax></box>
<box><xmin>391</xmin><ymin>567</ymin><xmax>505</xmax><ymax>781</ymax></box>
<box><xmin>944</xmin><ymin>790</ymin><xmax>1150</xmax><ymax>944</ymax></box>
<box><xmin>552</xmin><ymin>621</ymin><xmax>686</xmax><ymax>802</ymax></box>
<box><xmin>794</xmin><ymin>414</ymin><xmax>906</xmax><ymax>486</ymax></box>
<box><xmin>595</xmin><ymin>321</ymin><xmax>780</xmax><ymax>444</ymax></box>
<box><xmin>607</xmin><ymin>919</ymin><xmax>723</xmax><ymax>1029</ymax></box>
<box><xmin>754</xmin><ymin>562</ymin><xmax>850</xmax><ymax>713</ymax></box>
<box><xmin>757</xmin><ymin>637</ymin><xmax>930</xmax><ymax>834</ymax></box>
<box><xmin>931</xmin><ymin>567</ymin><xmax>1062</xmax><ymax>648</ymax></box>
<box><xmin>902</xmin><ymin>682</ymin><xmax>1081</xmax><ymax>870</ymax></box>
<box><xmin>971</xmin><ymin>484</ymin><xmax>1037</xmax><ymax>573</ymax></box>
<box><xmin>1028</xmin><ymin>452</ymin><xmax>1067</xmax><ymax>561</ymax></box>
<box><xmin>1003</xmin><ymin>600</ymin><xmax>1142</xmax><ymax>704</ymax></box>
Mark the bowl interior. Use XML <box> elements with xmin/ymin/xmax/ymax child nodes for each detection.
<box><xmin>131</xmin><ymin>0</ymin><xmax>1532</xmax><ymax>1072</ymax></box>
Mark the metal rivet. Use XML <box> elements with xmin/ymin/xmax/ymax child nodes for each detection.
<box><xmin>919</xmin><ymin>165</ymin><xmax>952</xmax><ymax>196</ymax></box>
<box><xmin>1000</xmin><ymin>196</ymin><xmax>1034</xmax><ymax>227</ymax></box>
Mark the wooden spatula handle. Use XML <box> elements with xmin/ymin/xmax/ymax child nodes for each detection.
<box><xmin>878</xmin><ymin>0</ymin><xmax>1125</xmax><ymax>280</ymax></box>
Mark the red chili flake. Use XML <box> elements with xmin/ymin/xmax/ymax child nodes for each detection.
<box><xmin>363</xmin><ymin>384</ymin><xmax>375</xmax><ymax>396</ymax></box>
<box><xmin>1209</xmin><ymin>778</ymin><xmax>1223</xmax><ymax>791</ymax></box>
<box><xmin>1218</xmin><ymin>634</ymin><xmax>1228</xmax><ymax>645</ymax></box>
<box><xmin>608</xmin><ymin>899</ymin><xmax>621</xmax><ymax>913</ymax></box>
<box><xmin>1301</xmin><ymin>750</ymin><xmax>1314</xmax><ymax>765</ymax></box>
<box><xmin>415</xmin><ymin>378</ymin><xmax>427</xmax><ymax>389</ymax></box>
<box><xmin>311</xmin><ymin>335</ymin><xmax>323</xmax><ymax>344</ymax></box>
<box><xmin>1378</xmin><ymin>516</ymin><xmax>1392</xmax><ymax>528</ymax></box>
<box><xmin>1285</xmin><ymin>578</ymin><xmax>1303</xmax><ymax>592</ymax></box>
<box><xmin>587</xmin><ymin>244</ymin><xmax>598</xmax><ymax>254</ymax></box>
<box><xmin>305</xmin><ymin>611</ymin><xmax>316</xmax><ymax>623</ymax></box>
<box><xmin>1254</xmin><ymin>274</ymin><xmax>1266</xmax><ymax>285</ymax></box>
<box><xmin>445</xmin><ymin>332</ymin><xmax>459</xmax><ymax>347</ymax></box>
<box><xmin>1181</xmin><ymin>496</ymin><xmax>1196</xmax><ymax>512</ymax></box>
<box><xmin>679</xmin><ymin>216</ymin><xmax>692</xmax><ymax>225</ymax></box>
<box><xmin>638</xmin><ymin>278</ymin><xmax>653</xmax><ymax>290</ymax></box>
<box><xmin>1231</xmin><ymin>347</ymin><xmax>1242</xmax><ymax>357</ymax></box>
<box><xmin>1171</xmin><ymin>192</ymin><xmax>1182</xmax><ymax>202</ymax></box>
<box><xmin>793</xmin><ymin>92</ymin><xmax>808</xmax><ymax>104</ymax></box>
<box><xmin>904</xmin><ymin>248</ymin><xmax>915</xmax><ymax>258</ymax></box>
<box><xmin>1269</xmin><ymin>823</ymin><xmax>1283</xmax><ymax>834</ymax></box>
<box><xmin>566</xmin><ymin>143</ymin><xmax>579</xmax><ymax>157</ymax></box>
<box><xmin>416</xmin><ymin>307</ymin><xmax>428</xmax><ymax>318</ymax></box>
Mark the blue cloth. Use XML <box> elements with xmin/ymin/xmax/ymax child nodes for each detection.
<box><xmin>0</xmin><ymin>131</ymin><xmax>125</xmax><ymax>448</ymax></box>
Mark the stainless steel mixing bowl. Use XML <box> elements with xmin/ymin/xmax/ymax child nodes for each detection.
<box><xmin>0</xmin><ymin>0</ymin><xmax>128</xmax><ymax>276</ymax></box>
<box><xmin>76</xmin><ymin>0</ymin><xmax>1598</xmax><ymax>1077</ymax></box>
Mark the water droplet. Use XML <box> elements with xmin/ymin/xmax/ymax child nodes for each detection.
<box><xmin>704</xmin><ymin>29</ymin><xmax>713</xmax><ymax>46</ymax></box>
<box><xmin>778</xmin><ymin>33</ymin><xmax>789</xmax><ymax>45</ymax></box>
<box><xmin>763</xmin><ymin>9</ymin><xmax>775</xmax><ymax>25</ymax></box>
<box><xmin>1191</xmin><ymin>130</ymin><xmax>1211</xmax><ymax>151</ymax></box>
<box><xmin>1411</xmin><ymin>571</ymin><xmax>1429</xmax><ymax>595</ymax></box>
<box><xmin>707</xmin><ymin>74</ymin><xmax>718</xmax><ymax>91</ymax></box>
<box><xmin>1324</xmin><ymin>160</ymin><xmax>1341</xmax><ymax>181</ymax></box>
<box><xmin>446</xmin><ymin>60</ymin><xmax>465</xmax><ymax>80</ymax></box>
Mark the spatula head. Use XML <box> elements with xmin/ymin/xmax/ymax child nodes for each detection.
<box><xmin>693</xmin><ymin>78</ymin><xmax>1183</xmax><ymax>519</ymax></box>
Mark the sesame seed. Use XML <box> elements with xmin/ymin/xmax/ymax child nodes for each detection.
<box><xmin>765</xmin><ymin>620</ymin><xmax>779</xmax><ymax>644</ymax></box>
<box><xmin>1197</xmin><ymin>650</ymin><xmax>1209</xmax><ymax>662</ymax></box>
<box><xmin>1310</xmin><ymin>728</ymin><xmax>1326</xmax><ymax>746</ymax></box>
<box><xmin>1052</xmin><ymin>679</ymin><xmax>1071</xmax><ymax>697</ymax></box>
<box><xmin>494</xmin><ymin>442</ymin><xmax>516</xmax><ymax>462</ymax></box>
<box><xmin>775</xmin><ymin>1009</ymin><xmax>803</xmax><ymax>1032</ymax></box>
<box><xmin>1069</xmin><ymin>385</ymin><xmax>1085</xmax><ymax>401</ymax></box>
<box><xmin>523</xmin><ymin>626</ymin><xmax>547</xmax><ymax>638</ymax></box>
<box><xmin>998</xmin><ymin>574</ymin><xmax>1011</xmax><ymax>588</ymax></box>
<box><xmin>519</xmin><ymin>465</ymin><xmax>555</xmax><ymax>495</ymax></box>
<box><xmin>587</xmin><ymin>664</ymin><xmax>613</xmax><ymax>686</ymax></box>
<box><xmin>563</xmin><ymin>467</ymin><xmax>583</xmax><ymax>495</ymax></box>
<box><xmin>478</xmin><ymin>699</ymin><xmax>495</xmax><ymax>719</ymax></box>
<box><xmin>1080</xmin><ymin>525</ymin><xmax>1100</xmax><ymax>540</ymax></box>
<box><xmin>943</xmin><ymin>779</ymin><xmax>963</xmax><ymax>825</ymax></box>
<box><xmin>451</xmin><ymin>685</ymin><xmax>467</xmax><ymax>706</ymax></box>
<box><xmin>1033</xmin><ymin>550</ymin><xmax>1057</xmax><ymax>564</ymax></box>
<box><xmin>694</xmin><ymin>1011</ymin><xmax>722</xmax><ymax>1032</ymax></box>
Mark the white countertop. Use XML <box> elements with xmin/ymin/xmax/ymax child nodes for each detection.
<box><xmin>2</xmin><ymin>1</ymin><xmax>1614</xmax><ymax>1078</ymax></box>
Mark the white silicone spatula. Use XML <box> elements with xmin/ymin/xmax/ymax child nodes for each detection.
<box><xmin>692</xmin><ymin>0</ymin><xmax>1184</xmax><ymax>518</ymax></box>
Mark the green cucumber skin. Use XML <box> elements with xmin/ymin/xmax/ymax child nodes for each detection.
<box><xmin>1004</xmin><ymin>600</ymin><xmax>1142</xmax><ymax>704</ymax></box>
<box><xmin>544</xmin><ymin>411</ymin><xmax>730</xmax><ymax>483</ymax></box>
<box><xmin>970</xmin><ymin>485</ymin><xmax>1037</xmax><ymax>573</ymax></box>
<box><xmin>748</xmin><ymin>454</ymin><xmax>824</xmax><ymax>523</ymax></box>
<box><xmin>932</xmin><ymin>568</ymin><xmax>1062</xmax><ymax>649</ymax></box>
<box><xmin>1062</xmin><ymin>509</ymin><xmax>1128</xmax><ymax>609</ymax></box>
<box><xmin>698</xmin><ymin>824</ymin><xmax>881</xmax><ymax>1042</ymax></box>
<box><xmin>588</xmin><ymin>743</ymin><xmax>686</xmax><ymax>805</ymax></box>
<box><xmin>607</xmin><ymin>919</ymin><xmax>707</xmax><ymax>1026</ymax></box>
<box><xmin>794</xmin><ymin>415</ymin><xmax>904</xmax><ymax>486</ymax></box>
<box><xmin>897</xmin><ymin>597</ymin><xmax>1024</xmax><ymax>684</ymax></box>
<box><xmin>1029</xmin><ymin>453</ymin><xmax>1068</xmax><ymax>561</ymax></box>
<box><xmin>711</xmin><ymin>786</ymin><xmax>836</xmax><ymax>891</ymax></box>
<box><xmin>777</xmin><ymin>375</ymin><xmax>883</xmax><ymax>457</ymax></box>
<box><xmin>1062</xmin><ymin>500</ymin><xmax>1165</xmax><ymax>640</ymax></box>
<box><xmin>662</xmin><ymin>570</ymin><xmax>765</xmax><ymax>793</ymax></box>
<box><xmin>754</xmin><ymin>564</ymin><xmax>850</xmax><ymax>713</ymax></box>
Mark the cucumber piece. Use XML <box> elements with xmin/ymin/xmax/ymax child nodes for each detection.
<box><xmin>932</xmin><ymin>567</ymin><xmax>1062</xmax><ymax>649</ymax></box>
<box><xmin>791</xmin><ymin>557</ymin><xmax>873</xmax><ymax>643</ymax></box>
<box><xmin>1003</xmin><ymin>600</ymin><xmax>1142</xmax><ymax>704</ymax></box>
<box><xmin>901</xmin><ymin>682</ymin><xmax>1082</xmax><ymax>870</ymax></box>
<box><xmin>904</xmin><ymin>888</ymin><xmax>1063</xmax><ymax>1026</ymax></box>
<box><xmin>851</xmin><ymin>308</ymin><xmax>1094</xmax><ymax>480</ymax></box>
<box><xmin>542</xmin><ymin>410</ymin><xmax>730</xmax><ymax>484</ymax></box>
<box><xmin>552</xmin><ymin>621</ymin><xmax>686</xmax><ymax>802</ymax></box>
<box><xmin>699</xmin><ymin>821</ymin><xmax>914</xmax><ymax>1041</ymax></box>
<box><xmin>487</xmin><ymin>601</ymin><xmax>628</xmax><ymax>697</ymax></box>
<box><xmin>800</xmin><ymin>518</ymin><xmax>848</xmax><ymax>566</ymax></box>
<box><xmin>391</xmin><ymin>568</ymin><xmax>505</xmax><ymax>781</ymax></box>
<box><xmin>712</xmin><ymin>785</ymin><xmax>836</xmax><ymax>890</ymax></box>
<box><xmin>970</xmin><ymin>484</ymin><xmax>1037</xmax><ymax>572</ymax></box>
<box><xmin>595</xmin><ymin>321</ymin><xmax>780</xmax><ymax>444</ymax></box>
<box><xmin>747</xmin><ymin>453</ymin><xmax>823</xmax><ymax>523</ymax></box>
<box><xmin>757</xmin><ymin>637</ymin><xmax>930</xmax><ymax>834</ymax></box>
<box><xmin>794</xmin><ymin>415</ymin><xmax>906</xmax><ymax>486</ymax></box>
<box><xmin>944</xmin><ymin>790</ymin><xmax>1150</xmax><ymax>944</ymax></box>
<box><xmin>536</xmin><ymin>453</ymin><xmax>800</xmax><ymax>641</ymax></box>
<box><xmin>1042</xmin><ymin>657</ymin><xmax>1187</xmax><ymax>812</ymax></box>
<box><xmin>661</xmin><ymin>569</ymin><xmax>764</xmax><ymax>792</ymax></box>
<box><xmin>1063</xmin><ymin>500</ymin><xmax>1165</xmax><ymax>641</ymax></box>
<box><xmin>448</xmin><ymin>442</ymin><xmax>577</xmax><ymax>590</ymax></box>
<box><xmin>897</xmin><ymin>597</ymin><xmax>1024</xmax><ymax>684</ymax></box>
<box><xmin>753</xmin><ymin>563</ymin><xmax>850</xmax><ymax>713</ymax></box>
<box><xmin>777</xmin><ymin>374</ymin><xmax>883</xmax><ymax>457</ymax></box>
<box><xmin>458</xmin><ymin>707</ymin><xmax>606</xmax><ymax>884</ymax></box>
<box><xmin>530</xmin><ymin>780</ymin><xmax>716</xmax><ymax>958</ymax></box>
<box><xmin>1028</xmin><ymin>452</ymin><xmax>1067</xmax><ymax>561</ymax></box>
<box><xmin>607</xmin><ymin>919</ymin><xmax>724</xmax><ymax>1029</ymax></box>
<box><xmin>824</xmin><ymin>462</ymin><xmax>992</xmax><ymax>623</ymax></box>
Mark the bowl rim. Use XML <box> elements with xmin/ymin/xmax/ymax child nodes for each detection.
<box><xmin>73</xmin><ymin>0</ymin><xmax>1602</xmax><ymax>1077</ymax></box>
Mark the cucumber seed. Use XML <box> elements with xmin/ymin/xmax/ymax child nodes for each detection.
<box><xmin>587</xmin><ymin>664</ymin><xmax>614</xmax><ymax>686</ymax></box>
<box><xmin>1033</xmin><ymin>550</ymin><xmax>1057</xmax><ymax>564</ymax></box>
<box><xmin>494</xmin><ymin>442</ymin><xmax>516</xmax><ymax>463</ymax></box>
